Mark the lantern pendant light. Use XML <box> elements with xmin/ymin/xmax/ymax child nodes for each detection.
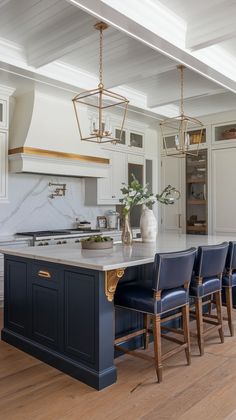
<box><xmin>160</xmin><ymin>65</ymin><xmax>204</xmax><ymax>157</ymax></box>
<box><xmin>72</xmin><ymin>22</ymin><xmax>129</xmax><ymax>144</ymax></box>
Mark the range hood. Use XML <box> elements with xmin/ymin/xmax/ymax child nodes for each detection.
<box><xmin>8</xmin><ymin>86</ymin><xmax>109</xmax><ymax>178</ymax></box>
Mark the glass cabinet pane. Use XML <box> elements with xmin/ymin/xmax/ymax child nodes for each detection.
<box><xmin>130</xmin><ymin>132</ymin><xmax>143</xmax><ymax>148</ymax></box>
<box><xmin>215</xmin><ymin>124</ymin><xmax>236</xmax><ymax>141</ymax></box>
<box><xmin>115</xmin><ymin>128</ymin><xmax>126</xmax><ymax>144</ymax></box>
<box><xmin>162</xmin><ymin>135</ymin><xmax>176</xmax><ymax>149</ymax></box>
<box><xmin>188</xmin><ymin>128</ymin><xmax>206</xmax><ymax>145</ymax></box>
<box><xmin>186</xmin><ymin>149</ymin><xmax>208</xmax><ymax>235</ymax></box>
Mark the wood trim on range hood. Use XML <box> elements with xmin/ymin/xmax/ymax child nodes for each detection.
<box><xmin>8</xmin><ymin>147</ymin><xmax>110</xmax><ymax>165</ymax></box>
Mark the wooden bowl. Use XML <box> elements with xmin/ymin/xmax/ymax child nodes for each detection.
<box><xmin>81</xmin><ymin>239</ymin><xmax>113</xmax><ymax>250</ymax></box>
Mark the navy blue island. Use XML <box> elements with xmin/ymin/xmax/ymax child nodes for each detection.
<box><xmin>0</xmin><ymin>233</ymin><xmax>232</xmax><ymax>390</ymax></box>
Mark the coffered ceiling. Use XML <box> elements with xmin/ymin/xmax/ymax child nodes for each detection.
<box><xmin>0</xmin><ymin>0</ymin><xmax>235</xmax><ymax>120</ymax></box>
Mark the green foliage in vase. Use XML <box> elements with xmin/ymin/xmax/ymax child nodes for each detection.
<box><xmin>81</xmin><ymin>235</ymin><xmax>113</xmax><ymax>243</ymax></box>
<box><xmin>120</xmin><ymin>175</ymin><xmax>180</xmax><ymax>215</ymax></box>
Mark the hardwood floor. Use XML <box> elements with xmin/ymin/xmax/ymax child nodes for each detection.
<box><xmin>1</xmin><ymin>308</ymin><xmax>236</xmax><ymax>420</ymax></box>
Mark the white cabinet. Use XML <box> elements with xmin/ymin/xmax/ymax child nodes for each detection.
<box><xmin>0</xmin><ymin>85</ymin><xmax>15</xmax><ymax>203</ymax></box>
<box><xmin>0</xmin><ymin>131</ymin><xmax>8</xmax><ymax>201</ymax></box>
<box><xmin>160</xmin><ymin>156</ymin><xmax>185</xmax><ymax>233</ymax></box>
<box><xmin>0</xmin><ymin>98</ymin><xmax>8</xmax><ymax>129</ymax></box>
<box><xmin>85</xmin><ymin>150</ymin><xmax>127</xmax><ymax>205</ymax></box>
<box><xmin>212</xmin><ymin>148</ymin><xmax>236</xmax><ymax>235</ymax></box>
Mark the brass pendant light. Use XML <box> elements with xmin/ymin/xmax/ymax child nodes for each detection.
<box><xmin>72</xmin><ymin>22</ymin><xmax>129</xmax><ymax>144</ymax></box>
<box><xmin>160</xmin><ymin>65</ymin><xmax>204</xmax><ymax>157</ymax></box>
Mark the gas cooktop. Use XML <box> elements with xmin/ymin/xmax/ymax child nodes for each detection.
<box><xmin>16</xmin><ymin>229</ymin><xmax>100</xmax><ymax>237</ymax></box>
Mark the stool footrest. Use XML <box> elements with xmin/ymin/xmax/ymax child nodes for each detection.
<box><xmin>115</xmin><ymin>345</ymin><xmax>154</xmax><ymax>363</ymax></box>
<box><xmin>115</xmin><ymin>328</ymin><xmax>146</xmax><ymax>345</ymax></box>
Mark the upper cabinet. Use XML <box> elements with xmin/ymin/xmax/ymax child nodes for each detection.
<box><xmin>85</xmin><ymin>150</ymin><xmax>127</xmax><ymax>205</ymax></box>
<box><xmin>161</xmin><ymin>128</ymin><xmax>207</xmax><ymax>154</ymax></box>
<box><xmin>0</xmin><ymin>98</ymin><xmax>8</xmax><ymax>129</ymax></box>
<box><xmin>213</xmin><ymin>122</ymin><xmax>236</xmax><ymax>146</ymax></box>
<box><xmin>0</xmin><ymin>85</ymin><xmax>15</xmax><ymax>202</ymax></box>
<box><xmin>112</xmin><ymin>126</ymin><xmax>144</xmax><ymax>151</ymax></box>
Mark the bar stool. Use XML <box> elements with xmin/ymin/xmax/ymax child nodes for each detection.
<box><xmin>114</xmin><ymin>248</ymin><xmax>196</xmax><ymax>383</ymax></box>
<box><xmin>222</xmin><ymin>241</ymin><xmax>236</xmax><ymax>336</ymax></box>
<box><xmin>189</xmin><ymin>242</ymin><xmax>228</xmax><ymax>356</ymax></box>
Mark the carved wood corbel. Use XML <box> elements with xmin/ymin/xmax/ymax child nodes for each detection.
<box><xmin>105</xmin><ymin>268</ymin><xmax>125</xmax><ymax>302</ymax></box>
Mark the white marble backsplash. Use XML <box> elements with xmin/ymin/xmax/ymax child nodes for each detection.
<box><xmin>0</xmin><ymin>173</ymin><xmax>114</xmax><ymax>235</ymax></box>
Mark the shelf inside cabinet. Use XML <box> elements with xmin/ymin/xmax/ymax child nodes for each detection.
<box><xmin>187</xmin><ymin>178</ymin><xmax>206</xmax><ymax>183</ymax></box>
<box><xmin>187</xmin><ymin>199</ymin><xmax>206</xmax><ymax>205</ymax></box>
<box><xmin>187</xmin><ymin>225</ymin><xmax>207</xmax><ymax>232</ymax></box>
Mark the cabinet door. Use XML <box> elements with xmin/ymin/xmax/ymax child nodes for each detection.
<box><xmin>29</xmin><ymin>263</ymin><xmax>63</xmax><ymax>350</ymax></box>
<box><xmin>0</xmin><ymin>99</ymin><xmax>7</xmax><ymax>129</ymax></box>
<box><xmin>64</xmin><ymin>269</ymin><xmax>96</xmax><ymax>364</ymax></box>
<box><xmin>5</xmin><ymin>259</ymin><xmax>28</xmax><ymax>335</ymax></box>
<box><xmin>0</xmin><ymin>131</ymin><xmax>8</xmax><ymax>202</ymax></box>
<box><xmin>161</xmin><ymin>156</ymin><xmax>185</xmax><ymax>233</ymax></box>
<box><xmin>112</xmin><ymin>150</ymin><xmax>127</xmax><ymax>201</ymax></box>
<box><xmin>212</xmin><ymin>148</ymin><xmax>236</xmax><ymax>235</ymax></box>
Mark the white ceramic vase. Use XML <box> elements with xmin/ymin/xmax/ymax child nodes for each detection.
<box><xmin>140</xmin><ymin>206</ymin><xmax>157</xmax><ymax>243</ymax></box>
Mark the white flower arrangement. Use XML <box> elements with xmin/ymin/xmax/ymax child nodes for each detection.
<box><xmin>120</xmin><ymin>175</ymin><xmax>180</xmax><ymax>215</ymax></box>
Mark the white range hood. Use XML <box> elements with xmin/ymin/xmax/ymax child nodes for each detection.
<box><xmin>8</xmin><ymin>86</ymin><xmax>110</xmax><ymax>178</ymax></box>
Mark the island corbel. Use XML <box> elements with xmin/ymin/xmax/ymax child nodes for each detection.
<box><xmin>105</xmin><ymin>268</ymin><xmax>125</xmax><ymax>302</ymax></box>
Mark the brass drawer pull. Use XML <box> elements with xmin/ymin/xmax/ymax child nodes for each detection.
<box><xmin>38</xmin><ymin>270</ymin><xmax>51</xmax><ymax>278</ymax></box>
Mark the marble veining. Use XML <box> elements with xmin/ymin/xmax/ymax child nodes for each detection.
<box><xmin>0</xmin><ymin>233</ymin><xmax>234</xmax><ymax>271</ymax></box>
<box><xmin>0</xmin><ymin>173</ymin><xmax>114</xmax><ymax>235</ymax></box>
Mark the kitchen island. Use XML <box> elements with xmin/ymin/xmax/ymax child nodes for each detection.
<box><xmin>0</xmin><ymin>233</ymin><xmax>234</xmax><ymax>390</ymax></box>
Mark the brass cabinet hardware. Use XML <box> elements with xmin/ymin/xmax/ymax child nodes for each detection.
<box><xmin>38</xmin><ymin>270</ymin><xmax>51</xmax><ymax>278</ymax></box>
<box><xmin>105</xmin><ymin>268</ymin><xmax>125</xmax><ymax>302</ymax></box>
<box><xmin>178</xmin><ymin>214</ymin><xmax>182</xmax><ymax>229</ymax></box>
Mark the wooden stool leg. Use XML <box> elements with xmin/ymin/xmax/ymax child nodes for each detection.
<box><xmin>195</xmin><ymin>298</ymin><xmax>204</xmax><ymax>356</ymax></box>
<box><xmin>144</xmin><ymin>314</ymin><xmax>150</xmax><ymax>349</ymax></box>
<box><xmin>153</xmin><ymin>315</ymin><xmax>163</xmax><ymax>383</ymax></box>
<box><xmin>182</xmin><ymin>304</ymin><xmax>191</xmax><ymax>365</ymax></box>
<box><xmin>225</xmin><ymin>287</ymin><xmax>234</xmax><ymax>336</ymax></box>
<box><xmin>208</xmin><ymin>293</ymin><xmax>212</xmax><ymax>315</ymax></box>
<box><xmin>215</xmin><ymin>290</ymin><xmax>224</xmax><ymax>343</ymax></box>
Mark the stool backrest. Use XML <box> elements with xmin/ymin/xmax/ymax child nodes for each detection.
<box><xmin>225</xmin><ymin>241</ymin><xmax>236</xmax><ymax>271</ymax></box>
<box><xmin>194</xmin><ymin>242</ymin><xmax>228</xmax><ymax>278</ymax></box>
<box><xmin>152</xmin><ymin>248</ymin><xmax>196</xmax><ymax>291</ymax></box>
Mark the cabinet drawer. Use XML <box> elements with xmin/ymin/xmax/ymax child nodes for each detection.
<box><xmin>31</xmin><ymin>263</ymin><xmax>61</xmax><ymax>283</ymax></box>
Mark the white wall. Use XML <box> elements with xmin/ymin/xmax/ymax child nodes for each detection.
<box><xmin>0</xmin><ymin>172</ymin><xmax>114</xmax><ymax>235</ymax></box>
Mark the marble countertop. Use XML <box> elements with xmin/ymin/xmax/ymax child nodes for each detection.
<box><xmin>0</xmin><ymin>233</ymin><xmax>234</xmax><ymax>271</ymax></box>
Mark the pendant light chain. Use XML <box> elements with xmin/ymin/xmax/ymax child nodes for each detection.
<box><xmin>180</xmin><ymin>65</ymin><xmax>184</xmax><ymax>116</ymax></box>
<box><xmin>99</xmin><ymin>26</ymin><xmax>103</xmax><ymax>88</ymax></box>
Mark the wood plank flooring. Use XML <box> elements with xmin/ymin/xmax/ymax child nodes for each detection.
<box><xmin>1</xmin><ymin>308</ymin><xmax>236</xmax><ymax>420</ymax></box>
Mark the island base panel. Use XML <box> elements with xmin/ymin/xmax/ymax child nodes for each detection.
<box><xmin>1</xmin><ymin>328</ymin><xmax>117</xmax><ymax>390</ymax></box>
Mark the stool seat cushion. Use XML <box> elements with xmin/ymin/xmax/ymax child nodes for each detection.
<box><xmin>114</xmin><ymin>283</ymin><xmax>188</xmax><ymax>315</ymax></box>
<box><xmin>190</xmin><ymin>276</ymin><xmax>221</xmax><ymax>298</ymax></box>
<box><xmin>222</xmin><ymin>272</ymin><xmax>236</xmax><ymax>287</ymax></box>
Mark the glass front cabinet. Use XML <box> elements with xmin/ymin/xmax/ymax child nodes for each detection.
<box><xmin>186</xmin><ymin>149</ymin><xmax>208</xmax><ymax>235</ymax></box>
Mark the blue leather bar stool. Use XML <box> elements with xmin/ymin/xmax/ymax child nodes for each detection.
<box><xmin>114</xmin><ymin>248</ymin><xmax>196</xmax><ymax>383</ymax></box>
<box><xmin>190</xmin><ymin>242</ymin><xmax>228</xmax><ymax>356</ymax></box>
<box><xmin>222</xmin><ymin>241</ymin><xmax>236</xmax><ymax>336</ymax></box>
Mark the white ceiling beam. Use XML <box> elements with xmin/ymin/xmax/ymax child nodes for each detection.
<box><xmin>104</xmin><ymin>57</ymin><xmax>176</xmax><ymax>88</ymax></box>
<box><xmin>26</xmin><ymin>12</ymin><xmax>95</xmax><ymax>68</ymax></box>
<box><xmin>66</xmin><ymin>0</ymin><xmax>236</xmax><ymax>92</ymax></box>
<box><xmin>186</xmin><ymin>4</ymin><xmax>236</xmax><ymax>51</ymax></box>
<box><xmin>146</xmin><ymin>69</ymin><xmax>225</xmax><ymax>108</ymax></box>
